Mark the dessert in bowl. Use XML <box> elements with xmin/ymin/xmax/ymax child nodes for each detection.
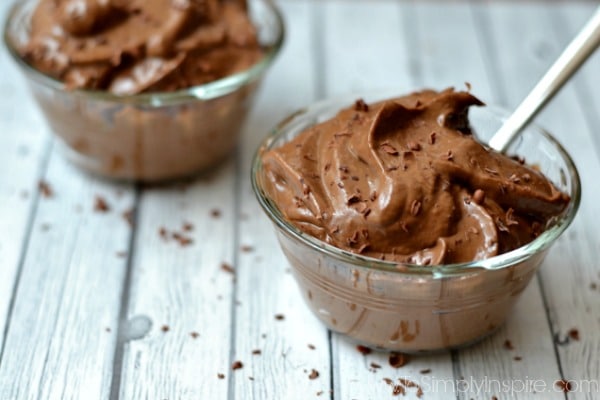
<box><xmin>252</xmin><ymin>89</ymin><xmax>580</xmax><ymax>352</ymax></box>
<box><xmin>4</xmin><ymin>0</ymin><xmax>284</xmax><ymax>181</ymax></box>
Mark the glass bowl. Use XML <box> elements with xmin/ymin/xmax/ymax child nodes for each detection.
<box><xmin>3</xmin><ymin>0</ymin><xmax>284</xmax><ymax>181</ymax></box>
<box><xmin>251</xmin><ymin>93</ymin><xmax>581</xmax><ymax>352</ymax></box>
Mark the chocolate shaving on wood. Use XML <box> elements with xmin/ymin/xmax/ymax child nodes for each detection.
<box><xmin>231</xmin><ymin>361</ymin><xmax>244</xmax><ymax>370</ymax></box>
<box><xmin>308</xmin><ymin>369</ymin><xmax>320</xmax><ymax>380</ymax></box>
<box><xmin>568</xmin><ymin>328</ymin><xmax>580</xmax><ymax>341</ymax></box>
<box><xmin>38</xmin><ymin>180</ymin><xmax>53</xmax><ymax>198</ymax></box>
<box><xmin>356</xmin><ymin>345</ymin><xmax>372</xmax><ymax>355</ymax></box>
<box><xmin>221</xmin><ymin>262</ymin><xmax>235</xmax><ymax>275</ymax></box>
<box><xmin>274</xmin><ymin>314</ymin><xmax>285</xmax><ymax>320</ymax></box>
<box><xmin>161</xmin><ymin>325</ymin><xmax>170</xmax><ymax>332</ymax></box>
<box><xmin>190</xmin><ymin>331</ymin><xmax>200</xmax><ymax>339</ymax></box>
<box><xmin>210</xmin><ymin>208</ymin><xmax>222</xmax><ymax>218</ymax></box>
<box><xmin>122</xmin><ymin>209</ymin><xmax>134</xmax><ymax>226</ymax></box>
<box><xmin>503</xmin><ymin>339</ymin><xmax>514</xmax><ymax>350</ymax></box>
<box><xmin>217</xmin><ymin>373</ymin><xmax>225</xmax><ymax>379</ymax></box>
<box><xmin>389</xmin><ymin>352</ymin><xmax>409</xmax><ymax>368</ymax></box>
<box><xmin>94</xmin><ymin>196</ymin><xmax>110</xmax><ymax>212</ymax></box>
<box><xmin>555</xmin><ymin>379</ymin><xmax>573</xmax><ymax>393</ymax></box>
<box><xmin>370</xmin><ymin>362</ymin><xmax>382</xmax><ymax>369</ymax></box>
<box><xmin>182</xmin><ymin>221</ymin><xmax>194</xmax><ymax>232</ymax></box>
<box><xmin>252</xmin><ymin>349</ymin><xmax>262</xmax><ymax>355</ymax></box>
<box><xmin>172</xmin><ymin>232</ymin><xmax>193</xmax><ymax>246</ymax></box>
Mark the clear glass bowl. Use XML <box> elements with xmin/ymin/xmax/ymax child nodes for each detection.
<box><xmin>3</xmin><ymin>0</ymin><xmax>284</xmax><ymax>181</ymax></box>
<box><xmin>252</xmin><ymin>94</ymin><xmax>581</xmax><ymax>352</ymax></box>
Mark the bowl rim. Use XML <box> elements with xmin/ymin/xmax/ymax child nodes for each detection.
<box><xmin>251</xmin><ymin>93</ymin><xmax>582</xmax><ymax>278</ymax></box>
<box><xmin>2</xmin><ymin>0</ymin><xmax>285</xmax><ymax>106</ymax></box>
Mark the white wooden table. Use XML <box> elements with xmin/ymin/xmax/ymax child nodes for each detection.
<box><xmin>1</xmin><ymin>1</ymin><xmax>599</xmax><ymax>399</ymax></box>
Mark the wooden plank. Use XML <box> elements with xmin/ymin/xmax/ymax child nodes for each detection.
<box><xmin>0</xmin><ymin>152</ymin><xmax>134</xmax><ymax>400</ymax></box>
<box><xmin>322</xmin><ymin>1</ymin><xmax>456</xmax><ymax>399</ymax></box>
<box><xmin>454</xmin><ymin>2</ymin><xmax>600</xmax><ymax>399</ymax></box>
<box><xmin>232</xmin><ymin>2</ymin><xmax>332</xmax><ymax>399</ymax></box>
<box><xmin>319</xmin><ymin>0</ymin><xmax>415</xmax><ymax>97</ymax></box>
<box><xmin>0</xmin><ymin>0</ymin><xmax>50</xmax><ymax>355</ymax></box>
<box><xmin>538</xmin><ymin>4</ymin><xmax>600</xmax><ymax>399</ymax></box>
<box><xmin>117</xmin><ymin>164</ymin><xmax>236</xmax><ymax>399</ymax></box>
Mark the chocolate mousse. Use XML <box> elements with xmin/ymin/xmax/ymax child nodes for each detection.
<box><xmin>20</xmin><ymin>0</ymin><xmax>263</xmax><ymax>94</ymax></box>
<box><xmin>261</xmin><ymin>89</ymin><xmax>570</xmax><ymax>265</ymax></box>
<box><xmin>7</xmin><ymin>0</ymin><xmax>280</xmax><ymax>180</ymax></box>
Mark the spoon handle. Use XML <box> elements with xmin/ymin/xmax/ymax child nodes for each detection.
<box><xmin>489</xmin><ymin>6</ymin><xmax>600</xmax><ymax>152</ymax></box>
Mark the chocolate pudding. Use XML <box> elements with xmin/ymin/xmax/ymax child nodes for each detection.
<box><xmin>254</xmin><ymin>89</ymin><xmax>578</xmax><ymax>351</ymax></box>
<box><xmin>261</xmin><ymin>89</ymin><xmax>570</xmax><ymax>264</ymax></box>
<box><xmin>5</xmin><ymin>0</ymin><xmax>282</xmax><ymax>180</ymax></box>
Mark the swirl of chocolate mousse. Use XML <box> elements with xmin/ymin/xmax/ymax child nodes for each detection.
<box><xmin>20</xmin><ymin>0</ymin><xmax>262</xmax><ymax>94</ymax></box>
<box><xmin>261</xmin><ymin>89</ymin><xmax>570</xmax><ymax>265</ymax></box>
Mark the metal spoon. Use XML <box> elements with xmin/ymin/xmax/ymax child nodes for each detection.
<box><xmin>489</xmin><ymin>6</ymin><xmax>600</xmax><ymax>152</ymax></box>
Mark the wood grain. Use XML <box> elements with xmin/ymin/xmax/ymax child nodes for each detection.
<box><xmin>233</xmin><ymin>2</ymin><xmax>332</xmax><ymax>399</ymax></box>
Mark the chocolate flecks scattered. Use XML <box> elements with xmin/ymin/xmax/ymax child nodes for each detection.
<box><xmin>182</xmin><ymin>221</ymin><xmax>194</xmax><ymax>232</ymax></box>
<box><xmin>115</xmin><ymin>251</ymin><xmax>128</xmax><ymax>258</ymax></box>
<box><xmin>503</xmin><ymin>339</ymin><xmax>514</xmax><ymax>350</ymax></box>
<box><xmin>555</xmin><ymin>379</ymin><xmax>573</xmax><ymax>393</ymax></box>
<box><xmin>590</xmin><ymin>282</ymin><xmax>598</xmax><ymax>290</ymax></box>
<box><xmin>514</xmin><ymin>356</ymin><xmax>522</xmax><ymax>361</ymax></box>
<box><xmin>274</xmin><ymin>314</ymin><xmax>285</xmax><ymax>321</ymax></box>
<box><xmin>241</xmin><ymin>245</ymin><xmax>254</xmax><ymax>253</ymax></box>
<box><xmin>356</xmin><ymin>345</ymin><xmax>372</xmax><ymax>355</ymax></box>
<box><xmin>221</xmin><ymin>262</ymin><xmax>235</xmax><ymax>275</ymax></box>
<box><xmin>308</xmin><ymin>369</ymin><xmax>320</xmax><ymax>380</ymax></box>
<box><xmin>316</xmin><ymin>391</ymin><xmax>324</xmax><ymax>396</ymax></box>
<box><xmin>370</xmin><ymin>362</ymin><xmax>382</xmax><ymax>369</ymax></box>
<box><xmin>38</xmin><ymin>180</ymin><xmax>53</xmax><ymax>198</ymax></box>
<box><xmin>210</xmin><ymin>209</ymin><xmax>222</xmax><ymax>218</ymax></box>
<box><xmin>231</xmin><ymin>361</ymin><xmax>243</xmax><ymax>371</ymax></box>
<box><xmin>172</xmin><ymin>232</ymin><xmax>193</xmax><ymax>247</ymax></box>
<box><xmin>94</xmin><ymin>196</ymin><xmax>110</xmax><ymax>212</ymax></box>
<box><xmin>384</xmin><ymin>377</ymin><xmax>423</xmax><ymax>398</ymax></box>
<box><xmin>217</xmin><ymin>373</ymin><xmax>225</xmax><ymax>379</ymax></box>
<box><xmin>190</xmin><ymin>331</ymin><xmax>200</xmax><ymax>339</ymax></box>
<box><xmin>354</xmin><ymin>98</ymin><xmax>369</xmax><ymax>112</ymax></box>
<box><xmin>420</xmin><ymin>369</ymin><xmax>431</xmax><ymax>374</ymax></box>
<box><xmin>161</xmin><ymin>325</ymin><xmax>170</xmax><ymax>333</ymax></box>
<box><xmin>568</xmin><ymin>328</ymin><xmax>580</xmax><ymax>341</ymax></box>
<box><xmin>252</xmin><ymin>349</ymin><xmax>261</xmax><ymax>355</ymax></box>
<box><xmin>105</xmin><ymin>327</ymin><xmax>111</xmax><ymax>332</ymax></box>
<box><xmin>389</xmin><ymin>352</ymin><xmax>409</xmax><ymax>368</ymax></box>
<box><xmin>122</xmin><ymin>209</ymin><xmax>134</xmax><ymax>226</ymax></box>
<box><xmin>308</xmin><ymin>344</ymin><xmax>316</xmax><ymax>350</ymax></box>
